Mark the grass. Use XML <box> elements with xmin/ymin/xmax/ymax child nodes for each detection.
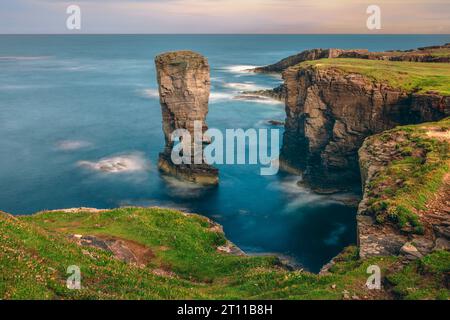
<box><xmin>362</xmin><ymin>118</ymin><xmax>450</xmax><ymax>234</ymax></box>
<box><xmin>386</xmin><ymin>250</ymin><xmax>450</xmax><ymax>300</ymax></box>
<box><xmin>418</xmin><ymin>47</ymin><xmax>450</xmax><ymax>58</ymax></box>
<box><xmin>298</xmin><ymin>58</ymin><xmax>450</xmax><ymax>95</ymax></box>
<box><xmin>380</xmin><ymin>47</ymin><xmax>450</xmax><ymax>58</ymax></box>
<box><xmin>1</xmin><ymin>207</ymin><xmax>448</xmax><ymax>299</ymax></box>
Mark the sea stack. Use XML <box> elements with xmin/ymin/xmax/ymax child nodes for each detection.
<box><xmin>155</xmin><ymin>51</ymin><xmax>218</xmax><ymax>185</ymax></box>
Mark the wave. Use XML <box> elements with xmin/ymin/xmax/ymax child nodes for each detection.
<box><xmin>232</xmin><ymin>94</ymin><xmax>284</xmax><ymax>105</ymax></box>
<box><xmin>78</xmin><ymin>152</ymin><xmax>150</xmax><ymax>173</ymax></box>
<box><xmin>222</xmin><ymin>82</ymin><xmax>269</xmax><ymax>91</ymax></box>
<box><xmin>209</xmin><ymin>91</ymin><xmax>234</xmax><ymax>103</ymax></box>
<box><xmin>220</xmin><ymin>65</ymin><xmax>259</xmax><ymax>74</ymax></box>
<box><xmin>0</xmin><ymin>84</ymin><xmax>41</xmax><ymax>91</ymax></box>
<box><xmin>139</xmin><ymin>86</ymin><xmax>281</xmax><ymax>106</ymax></box>
<box><xmin>324</xmin><ymin>224</ymin><xmax>347</xmax><ymax>246</ymax></box>
<box><xmin>0</xmin><ymin>56</ymin><xmax>51</xmax><ymax>61</ymax></box>
<box><xmin>268</xmin><ymin>176</ymin><xmax>334</xmax><ymax>211</ymax></box>
<box><xmin>161</xmin><ymin>175</ymin><xmax>214</xmax><ymax>199</ymax></box>
<box><xmin>56</xmin><ymin>140</ymin><xmax>92</xmax><ymax>151</ymax></box>
<box><xmin>139</xmin><ymin>88</ymin><xmax>160</xmax><ymax>99</ymax></box>
<box><xmin>268</xmin><ymin>175</ymin><xmax>360</xmax><ymax>213</ymax></box>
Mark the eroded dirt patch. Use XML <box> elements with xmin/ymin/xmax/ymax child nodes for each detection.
<box><xmin>70</xmin><ymin>234</ymin><xmax>155</xmax><ymax>266</ymax></box>
<box><xmin>426</xmin><ymin>128</ymin><xmax>450</xmax><ymax>141</ymax></box>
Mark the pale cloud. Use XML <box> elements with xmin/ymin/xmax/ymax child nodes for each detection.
<box><xmin>1</xmin><ymin>0</ymin><xmax>449</xmax><ymax>33</ymax></box>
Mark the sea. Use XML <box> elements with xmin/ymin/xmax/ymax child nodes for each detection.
<box><xmin>1</xmin><ymin>34</ymin><xmax>449</xmax><ymax>272</ymax></box>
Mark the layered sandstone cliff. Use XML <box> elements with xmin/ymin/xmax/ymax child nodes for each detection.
<box><xmin>279</xmin><ymin>63</ymin><xmax>449</xmax><ymax>191</ymax></box>
<box><xmin>155</xmin><ymin>51</ymin><xmax>218</xmax><ymax>185</ymax></box>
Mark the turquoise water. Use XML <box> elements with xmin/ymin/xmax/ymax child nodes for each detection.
<box><xmin>1</xmin><ymin>35</ymin><xmax>449</xmax><ymax>272</ymax></box>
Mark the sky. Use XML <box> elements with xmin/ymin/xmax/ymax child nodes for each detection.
<box><xmin>1</xmin><ymin>0</ymin><xmax>449</xmax><ymax>34</ymax></box>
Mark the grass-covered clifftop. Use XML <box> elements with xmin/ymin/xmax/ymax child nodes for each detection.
<box><xmin>299</xmin><ymin>58</ymin><xmax>450</xmax><ymax>95</ymax></box>
<box><xmin>359</xmin><ymin>118</ymin><xmax>449</xmax><ymax>234</ymax></box>
<box><xmin>1</xmin><ymin>207</ymin><xmax>449</xmax><ymax>300</ymax></box>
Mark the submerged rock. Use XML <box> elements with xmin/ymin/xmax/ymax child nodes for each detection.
<box><xmin>154</xmin><ymin>51</ymin><xmax>218</xmax><ymax>185</ymax></box>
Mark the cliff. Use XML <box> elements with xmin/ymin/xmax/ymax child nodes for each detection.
<box><xmin>341</xmin><ymin>43</ymin><xmax>450</xmax><ymax>63</ymax></box>
<box><xmin>279</xmin><ymin>58</ymin><xmax>450</xmax><ymax>191</ymax></box>
<box><xmin>252</xmin><ymin>48</ymin><xmax>368</xmax><ymax>73</ymax></box>
<box><xmin>155</xmin><ymin>51</ymin><xmax>218</xmax><ymax>185</ymax></box>
<box><xmin>357</xmin><ymin>118</ymin><xmax>450</xmax><ymax>259</ymax></box>
<box><xmin>252</xmin><ymin>43</ymin><xmax>450</xmax><ymax>74</ymax></box>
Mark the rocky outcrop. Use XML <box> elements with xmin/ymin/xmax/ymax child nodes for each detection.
<box><xmin>341</xmin><ymin>43</ymin><xmax>450</xmax><ymax>63</ymax></box>
<box><xmin>252</xmin><ymin>48</ymin><xmax>369</xmax><ymax>73</ymax></box>
<box><xmin>70</xmin><ymin>234</ymin><xmax>155</xmax><ymax>266</ymax></box>
<box><xmin>357</xmin><ymin>122</ymin><xmax>450</xmax><ymax>258</ymax></box>
<box><xmin>155</xmin><ymin>51</ymin><xmax>218</xmax><ymax>185</ymax></box>
<box><xmin>279</xmin><ymin>65</ymin><xmax>449</xmax><ymax>191</ymax></box>
<box><xmin>252</xmin><ymin>44</ymin><xmax>450</xmax><ymax>74</ymax></box>
<box><xmin>241</xmin><ymin>84</ymin><xmax>286</xmax><ymax>102</ymax></box>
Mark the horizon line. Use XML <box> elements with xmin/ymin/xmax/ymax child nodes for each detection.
<box><xmin>1</xmin><ymin>33</ymin><xmax>450</xmax><ymax>36</ymax></box>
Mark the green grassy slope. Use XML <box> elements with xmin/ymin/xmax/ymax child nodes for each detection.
<box><xmin>361</xmin><ymin>118</ymin><xmax>449</xmax><ymax>234</ymax></box>
<box><xmin>299</xmin><ymin>58</ymin><xmax>450</xmax><ymax>95</ymax></box>
<box><xmin>1</xmin><ymin>207</ymin><xmax>449</xmax><ymax>300</ymax></box>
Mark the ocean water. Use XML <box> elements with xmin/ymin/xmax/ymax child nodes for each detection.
<box><xmin>1</xmin><ymin>34</ymin><xmax>449</xmax><ymax>272</ymax></box>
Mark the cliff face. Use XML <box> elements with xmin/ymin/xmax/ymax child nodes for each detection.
<box><xmin>155</xmin><ymin>51</ymin><xmax>218</xmax><ymax>185</ymax></box>
<box><xmin>280</xmin><ymin>65</ymin><xmax>449</xmax><ymax>190</ymax></box>
<box><xmin>357</xmin><ymin>119</ymin><xmax>450</xmax><ymax>258</ymax></box>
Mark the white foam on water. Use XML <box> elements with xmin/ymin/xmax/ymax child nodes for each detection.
<box><xmin>161</xmin><ymin>175</ymin><xmax>213</xmax><ymax>199</ymax></box>
<box><xmin>209</xmin><ymin>91</ymin><xmax>234</xmax><ymax>103</ymax></box>
<box><xmin>0</xmin><ymin>84</ymin><xmax>55</xmax><ymax>90</ymax></box>
<box><xmin>210</xmin><ymin>91</ymin><xmax>283</xmax><ymax>105</ymax></box>
<box><xmin>221</xmin><ymin>65</ymin><xmax>259</xmax><ymax>74</ymax></box>
<box><xmin>56</xmin><ymin>140</ymin><xmax>92</xmax><ymax>151</ymax></box>
<box><xmin>78</xmin><ymin>152</ymin><xmax>150</xmax><ymax>173</ymax></box>
<box><xmin>139</xmin><ymin>88</ymin><xmax>160</xmax><ymax>99</ymax></box>
<box><xmin>268</xmin><ymin>176</ymin><xmax>336</xmax><ymax>212</ymax></box>
<box><xmin>233</xmin><ymin>94</ymin><xmax>283</xmax><ymax>105</ymax></box>
<box><xmin>324</xmin><ymin>224</ymin><xmax>347</xmax><ymax>246</ymax></box>
<box><xmin>0</xmin><ymin>56</ymin><xmax>51</xmax><ymax>61</ymax></box>
<box><xmin>223</xmin><ymin>82</ymin><xmax>269</xmax><ymax>91</ymax></box>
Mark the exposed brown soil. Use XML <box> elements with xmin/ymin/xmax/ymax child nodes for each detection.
<box><xmin>71</xmin><ymin>234</ymin><xmax>155</xmax><ymax>266</ymax></box>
